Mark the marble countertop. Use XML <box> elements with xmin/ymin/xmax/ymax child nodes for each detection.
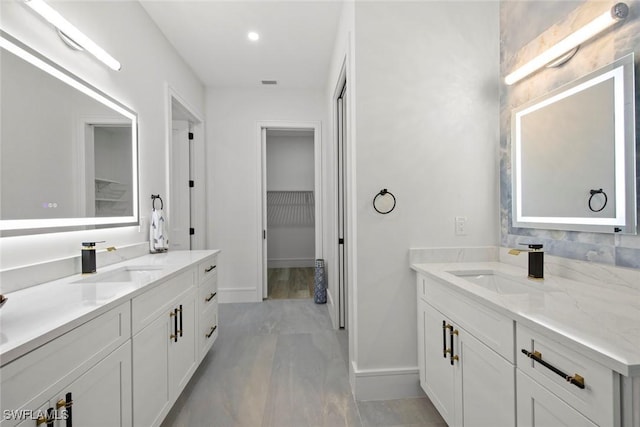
<box><xmin>411</xmin><ymin>262</ymin><xmax>640</xmax><ymax>377</ymax></box>
<box><xmin>0</xmin><ymin>250</ymin><xmax>219</xmax><ymax>366</ymax></box>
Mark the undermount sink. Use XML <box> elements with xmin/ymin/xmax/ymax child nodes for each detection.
<box><xmin>73</xmin><ymin>266</ymin><xmax>164</xmax><ymax>284</ymax></box>
<box><xmin>448</xmin><ymin>269</ymin><xmax>547</xmax><ymax>294</ymax></box>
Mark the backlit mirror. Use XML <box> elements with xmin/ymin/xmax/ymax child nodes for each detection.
<box><xmin>511</xmin><ymin>53</ymin><xmax>637</xmax><ymax>234</ymax></box>
<box><xmin>0</xmin><ymin>31</ymin><xmax>138</xmax><ymax>235</ymax></box>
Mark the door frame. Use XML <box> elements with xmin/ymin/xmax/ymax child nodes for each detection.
<box><xmin>164</xmin><ymin>84</ymin><xmax>206</xmax><ymax>250</ymax></box>
<box><xmin>257</xmin><ymin>120</ymin><xmax>323</xmax><ymax>301</ymax></box>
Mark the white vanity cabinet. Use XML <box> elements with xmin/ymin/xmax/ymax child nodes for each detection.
<box><xmin>196</xmin><ymin>255</ymin><xmax>219</xmax><ymax>361</ymax></box>
<box><xmin>417</xmin><ymin>274</ymin><xmax>516</xmax><ymax>427</ymax></box>
<box><xmin>0</xmin><ymin>302</ymin><xmax>131</xmax><ymax>427</ymax></box>
<box><xmin>131</xmin><ymin>268</ymin><xmax>198</xmax><ymax>427</ymax></box>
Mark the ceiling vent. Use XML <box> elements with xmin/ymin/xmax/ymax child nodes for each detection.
<box><xmin>261</xmin><ymin>80</ymin><xmax>278</xmax><ymax>85</ymax></box>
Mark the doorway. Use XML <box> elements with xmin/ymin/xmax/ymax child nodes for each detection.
<box><xmin>167</xmin><ymin>87</ymin><xmax>205</xmax><ymax>250</ymax></box>
<box><xmin>258</xmin><ymin>121</ymin><xmax>322</xmax><ymax>301</ymax></box>
<box><xmin>265</xmin><ymin>129</ymin><xmax>315</xmax><ymax>299</ymax></box>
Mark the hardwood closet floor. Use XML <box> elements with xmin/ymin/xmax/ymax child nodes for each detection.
<box><xmin>267</xmin><ymin>267</ymin><xmax>314</xmax><ymax>299</ymax></box>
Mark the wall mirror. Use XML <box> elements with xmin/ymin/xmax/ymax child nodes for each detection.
<box><xmin>0</xmin><ymin>31</ymin><xmax>138</xmax><ymax>235</ymax></box>
<box><xmin>511</xmin><ymin>53</ymin><xmax>637</xmax><ymax>234</ymax></box>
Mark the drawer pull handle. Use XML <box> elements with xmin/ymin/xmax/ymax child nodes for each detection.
<box><xmin>205</xmin><ymin>292</ymin><xmax>217</xmax><ymax>302</ymax></box>
<box><xmin>521</xmin><ymin>349</ymin><xmax>585</xmax><ymax>389</ymax></box>
<box><xmin>205</xmin><ymin>265</ymin><xmax>216</xmax><ymax>273</ymax></box>
<box><xmin>65</xmin><ymin>392</ymin><xmax>73</xmax><ymax>427</ymax></box>
<box><xmin>178</xmin><ymin>305</ymin><xmax>183</xmax><ymax>337</ymax></box>
<box><xmin>206</xmin><ymin>325</ymin><xmax>218</xmax><ymax>338</ymax></box>
<box><xmin>442</xmin><ymin>322</ymin><xmax>453</xmax><ymax>358</ymax></box>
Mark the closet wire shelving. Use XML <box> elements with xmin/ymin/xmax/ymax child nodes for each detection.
<box><xmin>267</xmin><ymin>191</ymin><xmax>315</xmax><ymax>227</ymax></box>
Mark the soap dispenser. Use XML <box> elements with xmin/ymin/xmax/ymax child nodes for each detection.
<box><xmin>81</xmin><ymin>241</ymin><xmax>104</xmax><ymax>274</ymax></box>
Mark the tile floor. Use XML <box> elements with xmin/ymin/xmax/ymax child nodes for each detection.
<box><xmin>162</xmin><ymin>299</ymin><xmax>446</xmax><ymax>427</ymax></box>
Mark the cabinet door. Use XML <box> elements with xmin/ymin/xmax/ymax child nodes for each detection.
<box><xmin>422</xmin><ymin>303</ymin><xmax>455</xmax><ymax>426</ymax></box>
<box><xmin>58</xmin><ymin>342</ymin><xmax>132</xmax><ymax>427</ymax></box>
<box><xmin>517</xmin><ymin>370</ymin><xmax>598</xmax><ymax>427</ymax></box>
<box><xmin>133</xmin><ymin>313</ymin><xmax>171</xmax><ymax>427</ymax></box>
<box><xmin>458</xmin><ymin>329</ymin><xmax>515</xmax><ymax>427</ymax></box>
<box><xmin>169</xmin><ymin>289</ymin><xmax>197</xmax><ymax>396</ymax></box>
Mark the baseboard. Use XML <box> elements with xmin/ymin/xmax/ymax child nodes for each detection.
<box><xmin>218</xmin><ymin>287</ymin><xmax>259</xmax><ymax>303</ymax></box>
<box><xmin>352</xmin><ymin>363</ymin><xmax>425</xmax><ymax>401</ymax></box>
<box><xmin>267</xmin><ymin>258</ymin><xmax>315</xmax><ymax>268</ymax></box>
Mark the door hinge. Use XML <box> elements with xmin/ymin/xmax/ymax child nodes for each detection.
<box><xmin>190</xmin><ymin>228</ymin><xmax>195</xmax><ymax>235</ymax></box>
<box><xmin>263</xmin><ymin>230</ymin><xmax>266</xmax><ymax>240</ymax></box>
<box><xmin>188</xmin><ymin>132</ymin><xmax>194</xmax><ymax>140</ymax></box>
<box><xmin>189</xmin><ymin>180</ymin><xmax>194</xmax><ymax>188</ymax></box>
<box><xmin>339</xmin><ymin>238</ymin><xmax>344</xmax><ymax>244</ymax></box>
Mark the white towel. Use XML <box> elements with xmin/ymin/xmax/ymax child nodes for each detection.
<box><xmin>150</xmin><ymin>208</ymin><xmax>169</xmax><ymax>253</ymax></box>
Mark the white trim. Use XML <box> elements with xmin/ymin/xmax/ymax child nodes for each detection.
<box><xmin>351</xmin><ymin>362</ymin><xmax>424</xmax><ymax>401</ymax></box>
<box><xmin>218</xmin><ymin>287</ymin><xmax>260</xmax><ymax>303</ymax></box>
<box><xmin>164</xmin><ymin>84</ymin><xmax>206</xmax><ymax>250</ymax></box>
<box><xmin>257</xmin><ymin>120</ymin><xmax>323</xmax><ymax>302</ymax></box>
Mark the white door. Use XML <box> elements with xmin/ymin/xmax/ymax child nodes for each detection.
<box><xmin>170</xmin><ymin>120</ymin><xmax>191</xmax><ymax>250</ymax></box>
<box><xmin>423</xmin><ymin>303</ymin><xmax>455</xmax><ymax>426</ymax></box>
<box><xmin>261</xmin><ymin>127</ymin><xmax>268</xmax><ymax>299</ymax></box>
<box><xmin>459</xmin><ymin>328</ymin><xmax>515</xmax><ymax>427</ymax></box>
<box><xmin>337</xmin><ymin>82</ymin><xmax>348</xmax><ymax>328</ymax></box>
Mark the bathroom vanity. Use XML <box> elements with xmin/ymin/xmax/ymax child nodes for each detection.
<box><xmin>0</xmin><ymin>250</ymin><xmax>219</xmax><ymax>427</ymax></box>
<box><xmin>413</xmin><ymin>261</ymin><xmax>640</xmax><ymax>427</ymax></box>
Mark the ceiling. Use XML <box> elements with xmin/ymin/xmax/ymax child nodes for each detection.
<box><xmin>140</xmin><ymin>0</ymin><xmax>344</xmax><ymax>90</ymax></box>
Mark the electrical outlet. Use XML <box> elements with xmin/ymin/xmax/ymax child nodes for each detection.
<box><xmin>455</xmin><ymin>216</ymin><xmax>467</xmax><ymax>236</ymax></box>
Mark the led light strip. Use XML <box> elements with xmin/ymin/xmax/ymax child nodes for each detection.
<box><xmin>505</xmin><ymin>3</ymin><xmax>628</xmax><ymax>85</ymax></box>
<box><xmin>23</xmin><ymin>0</ymin><xmax>121</xmax><ymax>71</ymax></box>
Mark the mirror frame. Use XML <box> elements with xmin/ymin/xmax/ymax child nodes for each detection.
<box><xmin>0</xmin><ymin>30</ymin><xmax>139</xmax><ymax>234</ymax></box>
<box><xmin>511</xmin><ymin>53</ymin><xmax>637</xmax><ymax>234</ymax></box>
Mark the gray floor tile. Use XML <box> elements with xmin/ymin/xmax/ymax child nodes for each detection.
<box><xmin>356</xmin><ymin>398</ymin><xmax>445</xmax><ymax>427</ymax></box>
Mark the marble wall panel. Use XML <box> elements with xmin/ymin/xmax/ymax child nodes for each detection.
<box><xmin>500</xmin><ymin>0</ymin><xmax>640</xmax><ymax>269</ymax></box>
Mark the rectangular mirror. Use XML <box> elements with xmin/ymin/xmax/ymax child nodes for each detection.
<box><xmin>511</xmin><ymin>53</ymin><xmax>637</xmax><ymax>234</ymax></box>
<box><xmin>0</xmin><ymin>30</ymin><xmax>138</xmax><ymax>235</ymax></box>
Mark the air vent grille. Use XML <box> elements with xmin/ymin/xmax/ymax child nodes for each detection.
<box><xmin>261</xmin><ymin>80</ymin><xmax>278</xmax><ymax>85</ymax></box>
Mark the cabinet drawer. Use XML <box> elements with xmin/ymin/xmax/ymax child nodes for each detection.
<box><xmin>199</xmin><ymin>272</ymin><xmax>218</xmax><ymax>314</ymax></box>
<box><xmin>198</xmin><ymin>305</ymin><xmax>218</xmax><ymax>358</ymax></box>
<box><xmin>0</xmin><ymin>302</ymin><xmax>130</xmax><ymax>420</ymax></box>
<box><xmin>516</xmin><ymin>324</ymin><xmax>617</xmax><ymax>427</ymax></box>
<box><xmin>197</xmin><ymin>256</ymin><xmax>218</xmax><ymax>284</ymax></box>
<box><xmin>132</xmin><ymin>269</ymin><xmax>195</xmax><ymax>334</ymax></box>
<box><xmin>424</xmin><ymin>276</ymin><xmax>514</xmax><ymax>362</ymax></box>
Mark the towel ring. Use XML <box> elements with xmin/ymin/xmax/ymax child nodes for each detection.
<box><xmin>373</xmin><ymin>189</ymin><xmax>396</xmax><ymax>214</ymax></box>
<box><xmin>151</xmin><ymin>194</ymin><xmax>164</xmax><ymax>210</ymax></box>
<box><xmin>588</xmin><ymin>189</ymin><xmax>607</xmax><ymax>212</ymax></box>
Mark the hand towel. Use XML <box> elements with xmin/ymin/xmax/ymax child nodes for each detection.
<box><xmin>150</xmin><ymin>208</ymin><xmax>169</xmax><ymax>253</ymax></box>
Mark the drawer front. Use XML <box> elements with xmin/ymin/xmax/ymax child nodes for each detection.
<box><xmin>198</xmin><ymin>271</ymin><xmax>218</xmax><ymax>314</ymax></box>
<box><xmin>516</xmin><ymin>324</ymin><xmax>617</xmax><ymax>427</ymax></box>
<box><xmin>132</xmin><ymin>269</ymin><xmax>195</xmax><ymax>334</ymax></box>
<box><xmin>198</xmin><ymin>305</ymin><xmax>218</xmax><ymax>359</ymax></box>
<box><xmin>424</xmin><ymin>276</ymin><xmax>514</xmax><ymax>362</ymax></box>
<box><xmin>0</xmin><ymin>302</ymin><xmax>130</xmax><ymax>420</ymax></box>
<box><xmin>197</xmin><ymin>256</ymin><xmax>218</xmax><ymax>284</ymax></box>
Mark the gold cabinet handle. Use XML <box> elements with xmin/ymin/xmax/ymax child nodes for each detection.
<box><xmin>205</xmin><ymin>325</ymin><xmax>217</xmax><ymax>338</ymax></box>
<box><xmin>36</xmin><ymin>416</ymin><xmax>48</xmax><ymax>426</ymax></box>
<box><xmin>56</xmin><ymin>400</ymin><xmax>66</xmax><ymax>410</ymax></box>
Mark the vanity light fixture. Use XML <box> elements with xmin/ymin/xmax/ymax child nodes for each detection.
<box><xmin>504</xmin><ymin>2</ymin><xmax>628</xmax><ymax>85</ymax></box>
<box><xmin>23</xmin><ymin>0</ymin><xmax>122</xmax><ymax>71</ymax></box>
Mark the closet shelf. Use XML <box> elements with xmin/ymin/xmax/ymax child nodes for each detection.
<box><xmin>267</xmin><ymin>191</ymin><xmax>314</xmax><ymax>226</ymax></box>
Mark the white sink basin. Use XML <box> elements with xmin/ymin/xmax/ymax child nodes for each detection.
<box><xmin>73</xmin><ymin>266</ymin><xmax>164</xmax><ymax>284</ymax></box>
<box><xmin>448</xmin><ymin>269</ymin><xmax>547</xmax><ymax>294</ymax></box>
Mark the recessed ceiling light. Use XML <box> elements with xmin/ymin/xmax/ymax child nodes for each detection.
<box><xmin>248</xmin><ymin>32</ymin><xmax>260</xmax><ymax>42</ymax></box>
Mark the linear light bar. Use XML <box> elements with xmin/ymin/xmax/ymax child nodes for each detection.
<box><xmin>23</xmin><ymin>0</ymin><xmax>121</xmax><ymax>71</ymax></box>
<box><xmin>505</xmin><ymin>2</ymin><xmax>628</xmax><ymax>85</ymax></box>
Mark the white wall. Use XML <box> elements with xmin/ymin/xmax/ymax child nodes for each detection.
<box><xmin>0</xmin><ymin>1</ymin><xmax>204</xmax><ymax>275</ymax></box>
<box><xmin>206</xmin><ymin>87</ymin><xmax>326</xmax><ymax>302</ymax></box>
<box><xmin>341</xmin><ymin>1</ymin><xmax>501</xmax><ymax>399</ymax></box>
<box><xmin>266</xmin><ymin>134</ymin><xmax>314</xmax><ymax>191</ymax></box>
